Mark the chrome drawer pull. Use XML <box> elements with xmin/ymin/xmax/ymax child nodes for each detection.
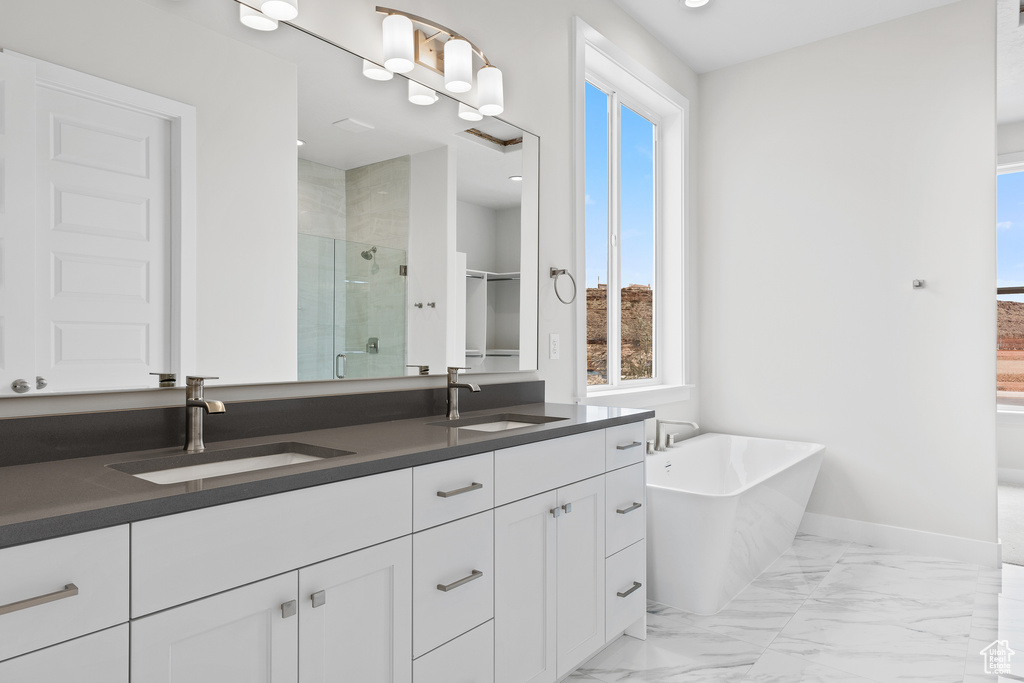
<box><xmin>616</xmin><ymin>502</ymin><xmax>642</xmax><ymax>515</ymax></box>
<box><xmin>281</xmin><ymin>600</ymin><xmax>298</xmax><ymax>618</ymax></box>
<box><xmin>616</xmin><ymin>441</ymin><xmax>643</xmax><ymax>451</ymax></box>
<box><xmin>616</xmin><ymin>581</ymin><xmax>642</xmax><ymax>598</ymax></box>
<box><xmin>0</xmin><ymin>583</ymin><xmax>78</xmax><ymax>616</ymax></box>
<box><xmin>311</xmin><ymin>590</ymin><xmax>326</xmax><ymax>608</ymax></box>
<box><xmin>437</xmin><ymin>482</ymin><xmax>484</xmax><ymax>498</ymax></box>
<box><xmin>437</xmin><ymin>569</ymin><xmax>483</xmax><ymax>592</ymax></box>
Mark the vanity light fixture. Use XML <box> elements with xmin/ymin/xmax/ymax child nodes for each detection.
<box><xmin>239</xmin><ymin>4</ymin><xmax>278</xmax><ymax>31</ymax></box>
<box><xmin>260</xmin><ymin>0</ymin><xmax>297</xmax><ymax>21</ymax></box>
<box><xmin>458</xmin><ymin>103</ymin><xmax>483</xmax><ymax>122</ymax></box>
<box><xmin>374</xmin><ymin>7</ymin><xmax>504</xmax><ymax>116</ymax></box>
<box><xmin>362</xmin><ymin>59</ymin><xmax>394</xmax><ymax>81</ymax></box>
<box><xmin>408</xmin><ymin>80</ymin><xmax>438</xmax><ymax>106</ymax></box>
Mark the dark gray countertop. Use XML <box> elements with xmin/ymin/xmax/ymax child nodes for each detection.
<box><xmin>0</xmin><ymin>402</ymin><xmax>652</xmax><ymax>549</ymax></box>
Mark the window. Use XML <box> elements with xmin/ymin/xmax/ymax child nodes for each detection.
<box><xmin>576</xmin><ymin>21</ymin><xmax>688</xmax><ymax>400</ymax></box>
<box><xmin>585</xmin><ymin>81</ymin><xmax>657</xmax><ymax>386</ymax></box>
<box><xmin>998</xmin><ymin>168</ymin><xmax>1024</xmax><ymax>396</ymax></box>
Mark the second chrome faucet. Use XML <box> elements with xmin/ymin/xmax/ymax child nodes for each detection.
<box><xmin>446</xmin><ymin>367</ymin><xmax>480</xmax><ymax>419</ymax></box>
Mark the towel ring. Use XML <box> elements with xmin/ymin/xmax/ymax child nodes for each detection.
<box><xmin>550</xmin><ymin>268</ymin><xmax>577</xmax><ymax>305</ymax></box>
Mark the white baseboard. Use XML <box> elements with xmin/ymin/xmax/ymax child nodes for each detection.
<box><xmin>999</xmin><ymin>468</ymin><xmax>1024</xmax><ymax>485</ymax></box>
<box><xmin>799</xmin><ymin>512</ymin><xmax>1001</xmax><ymax>568</ymax></box>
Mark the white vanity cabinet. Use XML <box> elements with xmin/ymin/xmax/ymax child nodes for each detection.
<box><xmin>131</xmin><ymin>572</ymin><xmax>299</xmax><ymax>683</ymax></box>
<box><xmin>0</xmin><ymin>525</ymin><xmax>129</xmax><ymax>670</ymax></box>
<box><xmin>0</xmin><ymin>624</ymin><xmax>128</xmax><ymax>683</ymax></box>
<box><xmin>299</xmin><ymin>536</ymin><xmax>412</xmax><ymax>683</ymax></box>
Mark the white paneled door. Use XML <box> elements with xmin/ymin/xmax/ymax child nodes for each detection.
<box><xmin>0</xmin><ymin>50</ymin><xmax>193</xmax><ymax>394</ymax></box>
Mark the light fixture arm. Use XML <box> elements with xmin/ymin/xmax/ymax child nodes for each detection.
<box><xmin>375</xmin><ymin>6</ymin><xmax>491</xmax><ymax>66</ymax></box>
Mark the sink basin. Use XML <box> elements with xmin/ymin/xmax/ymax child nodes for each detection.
<box><xmin>108</xmin><ymin>442</ymin><xmax>354</xmax><ymax>485</ymax></box>
<box><xmin>427</xmin><ymin>413</ymin><xmax>568</xmax><ymax>432</ymax></box>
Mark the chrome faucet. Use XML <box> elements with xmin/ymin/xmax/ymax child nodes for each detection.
<box><xmin>654</xmin><ymin>419</ymin><xmax>699</xmax><ymax>451</ymax></box>
<box><xmin>446</xmin><ymin>367</ymin><xmax>480</xmax><ymax>419</ymax></box>
<box><xmin>184</xmin><ymin>376</ymin><xmax>226</xmax><ymax>453</ymax></box>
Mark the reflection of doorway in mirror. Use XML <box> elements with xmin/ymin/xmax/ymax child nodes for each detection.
<box><xmin>0</xmin><ymin>51</ymin><xmax>194</xmax><ymax>395</ymax></box>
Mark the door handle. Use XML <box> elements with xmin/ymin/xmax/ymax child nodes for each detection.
<box><xmin>616</xmin><ymin>502</ymin><xmax>642</xmax><ymax>515</ymax></box>
<box><xmin>616</xmin><ymin>581</ymin><xmax>642</xmax><ymax>598</ymax></box>
<box><xmin>335</xmin><ymin>354</ymin><xmax>346</xmax><ymax>379</ymax></box>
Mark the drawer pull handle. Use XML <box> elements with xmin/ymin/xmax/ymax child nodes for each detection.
<box><xmin>551</xmin><ymin>507</ymin><xmax>561</xmax><ymax>518</ymax></box>
<box><xmin>617</xmin><ymin>581</ymin><xmax>642</xmax><ymax>598</ymax></box>
<box><xmin>0</xmin><ymin>583</ymin><xmax>78</xmax><ymax>616</ymax></box>
<box><xmin>311</xmin><ymin>590</ymin><xmax>326</xmax><ymax>608</ymax></box>
<box><xmin>616</xmin><ymin>441</ymin><xmax>643</xmax><ymax>451</ymax></box>
<box><xmin>562</xmin><ymin>502</ymin><xmax>572</xmax><ymax>514</ymax></box>
<box><xmin>616</xmin><ymin>502</ymin><xmax>642</xmax><ymax>515</ymax></box>
<box><xmin>437</xmin><ymin>569</ymin><xmax>483</xmax><ymax>592</ymax></box>
<box><xmin>437</xmin><ymin>482</ymin><xmax>484</xmax><ymax>498</ymax></box>
<box><xmin>281</xmin><ymin>600</ymin><xmax>298</xmax><ymax>619</ymax></box>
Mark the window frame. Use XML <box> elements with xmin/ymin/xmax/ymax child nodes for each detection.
<box><xmin>573</xmin><ymin>18</ymin><xmax>691</xmax><ymax>405</ymax></box>
<box><xmin>584</xmin><ymin>76</ymin><xmax>662</xmax><ymax>391</ymax></box>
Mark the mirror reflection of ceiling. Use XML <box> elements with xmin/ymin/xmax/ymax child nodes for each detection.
<box><xmin>152</xmin><ymin>0</ymin><xmax>526</xmax><ymax>210</ymax></box>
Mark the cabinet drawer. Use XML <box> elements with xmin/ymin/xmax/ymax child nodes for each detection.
<box><xmin>132</xmin><ymin>468</ymin><xmax>412</xmax><ymax>617</ymax></box>
<box><xmin>414</xmin><ymin>452</ymin><xmax>493</xmax><ymax>531</ymax></box>
<box><xmin>0</xmin><ymin>624</ymin><xmax>127</xmax><ymax>683</ymax></box>
<box><xmin>0</xmin><ymin>525</ymin><xmax>128</xmax><ymax>661</ymax></box>
<box><xmin>605</xmin><ymin>423</ymin><xmax>646</xmax><ymax>471</ymax></box>
<box><xmin>413</xmin><ymin>511</ymin><xmax>494</xmax><ymax>658</ymax></box>
<box><xmin>606</xmin><ymin>540</ymin><xmax>646</xmax><ymax>642</ymax></box>
<box><xmin>494</xmin><ymin>430</ymin><xmax>604</xmax><ymax>505</ymax></box>
<box><xmin>605</xmin><ymin>463</ymin><xmax>645</xmax><ymax>557</ymax></box>
<box><xmin>413</xmin><ymin>619</ymin><xmax>493</xmax><ymax>683</ymax></box>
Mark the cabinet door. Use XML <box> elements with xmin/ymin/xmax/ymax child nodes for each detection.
<box><xmin>299</xmin><ymin>536</ymin><xmax>412</xmax><ymax>683</ymax></box>
<box><xmin>131</xmin><ymin>572</ymin><xmax>298</xmax><ymax>683</ymax></box>
<box><xmin>556</xmin><ymin>476</ymin><xmax>606</xmax><ymax>678</ymax></box>
<box><xmin>0</xmin><ymin>624</ymin><xmax>127</xmax><ymax>683</ymax></box>
<box><xmin>494</xmin><ymin>491</ymin><xmax>558</xmax><ymax>683</ymax></box>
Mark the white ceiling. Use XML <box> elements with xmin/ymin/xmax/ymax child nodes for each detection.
<box><xmin>612</xmin><ymin>0</ymin><xmax>1024</xmax><ymax>123</ymax></box>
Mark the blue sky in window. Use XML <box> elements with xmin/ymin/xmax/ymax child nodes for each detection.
<box><xmin>585</xmin><ymin>82</ymin><xmax>655</xmax><ymax>289</ymax></box>
<box><xmin>998</xmin><ymin>171</ymin><xmax>1024</xmax><ymax>303</ymax></box>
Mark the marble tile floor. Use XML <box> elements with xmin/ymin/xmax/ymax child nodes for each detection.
<box><xmin>568</xmin><ymin>534</ymin><xmax>1024</xmax><ymax>683</ymax></box>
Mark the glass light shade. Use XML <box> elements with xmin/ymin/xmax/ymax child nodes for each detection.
<box><xmin>362</xmin><ymin>59</ymin><xmax>394</xmax><ymax>81</ymax></box>
<box><xmin>260</xmin><ymin>0</ymin><xmax>297</xmax><ymax>20</ymax></box>
<box><xmin>239</xmin><ymin>5</ymin><xmax>278</xmax><ymax>31</ymax></box>
<box><xmin>458</xmin><ymin>103</ymin><xmax>483</xmax><ymax>122</ymax></box>
<box><xmin>383</xmin><ymin>14</ymin><xmax>415</xmax><ymax>73</ymax></box>
<box><xmin>443</xmin><ymin>38</ymin><xmax>473</xmax><ymax>93</ymax></box>
<box><xmin>684</xmin><ymin>0</ymin><xmax>710</xmax><ymax>6</ymax></box>
<box><xmin>477</xmin><ymin>66</ymin><xmax>504</xmax><ymax>117</ymax></box>
<box><xmin>408</xmin><ymin>80</ymin><xmax>438</xmax><ymax>106</ymax></box>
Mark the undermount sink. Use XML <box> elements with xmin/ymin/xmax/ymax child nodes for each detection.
<box><xmin>427</xmin><ymin>413</ymin><xmax>568</xmax><ymax>432</ymax></box>
<box><xmin>108</xmin><ymin>442</ymin><xmax>354</xmax><ymax>485</ymax></box>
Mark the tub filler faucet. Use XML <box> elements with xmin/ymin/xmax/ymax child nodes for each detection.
<box><xmin>446</xmin><ymin>367</ymin><xmax>480</xmax><ymax>420</ymax></box>
<box><xmin>184</xmin><ymin>376</ymin><xmax>226</xmax><ymax>453</ymax></box>
<box><xmin>654</xmin><ymin>419</ymin><xmax>699</xmax><ymax>452</ymax></box>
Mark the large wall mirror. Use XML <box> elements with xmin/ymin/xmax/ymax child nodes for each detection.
<box><xmin>0</xmin><ymin>0</ymin><xmax>539</xmax><ymax>397</ymax></box>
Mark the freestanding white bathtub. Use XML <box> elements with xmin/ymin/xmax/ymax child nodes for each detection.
<box><xmin>646</xmin><ymin>433</ymin><xmax>824</xmax><ymax>615</ymax></box>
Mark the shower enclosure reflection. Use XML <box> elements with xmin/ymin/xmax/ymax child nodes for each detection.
<box><xmin>298</xmin><ymin>236</ymin><xmax>407</xmax><ymax>380</ymax></box>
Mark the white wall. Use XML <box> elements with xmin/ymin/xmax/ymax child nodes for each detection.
<box><xmin>457</xmin><ymin>201</ymin><xmax>499</xmax><ymax>272</ymax></box>
<box><xmin>0</xmin><ymin>0</ymin><xmax>298</xmax><ymax>396</ymax></box>
<box><xmin>698</xmin><ymin>0</ymin><xmax>997</xmax><ymax>544</ymax></box>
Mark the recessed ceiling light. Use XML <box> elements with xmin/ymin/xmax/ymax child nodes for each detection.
<box><xmin>296</xmin><ymin>139</ymin><xmax>305</xmax><ymax>146</ymax></box>
<box><xmin>684</xmin><ymin>0</ymin><xmax>710</xmax><ymax>7</ymax></box>
<box><xmin>508</xmin><ymin>175</ymin><xmax>522</xmax><ymax>182</ymax></box>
